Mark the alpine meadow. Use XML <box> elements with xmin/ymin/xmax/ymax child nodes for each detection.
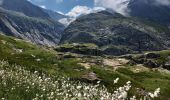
<box><xmin>0</xmin><ymin>0</ymin><xmax>170</xmax><ymax>100</ymax></box>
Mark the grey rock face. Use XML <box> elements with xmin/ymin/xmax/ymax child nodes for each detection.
<box><xmin>0</xmin><ymin>0</ymin><xmax>50</xmax><ymax>18</ymax></box>
<box><xmin>128</xmin><ymin>0</ymin><xmax>170</xmax><ymax>26</ymax></box>
<box><xmin>61</xmin><ymin>11</ymin><xmax>170</xmax><ymax>55</ymax></box>
<box><xmin>0</xmin><ymin>8</ymin><xmax>64</xmax><ymax>46</ymax></box>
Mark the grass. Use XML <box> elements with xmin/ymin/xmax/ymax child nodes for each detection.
<box><xmin>117</xmin><ymin>67</ymin><xmax>170</xmax><ymax>99</ymax></box>
<box><xmin>0</xmin><ymin>34</ymin><xmax>170</xmax><ymax>99</ymax></box>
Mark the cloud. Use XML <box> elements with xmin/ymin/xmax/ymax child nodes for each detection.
<box><xmin>0</xmin><ymin>0</ymin><xmax>3</xmax><ymax>5</ymax></box>
<box><xmin>66</xmin><ymin>5</ymin><xmax>105</xmax><ymax>18</ymax></box>
<box><xmin>94</xmin><ymin>0</ymin><xmax>170</xmax><ymax>16</ymax></box>
<box><xmin>58</xmin><ymin>18</ymin><xmax>75</xmax><ymax>26</ymax></box>
<box><xmin>56</xmin><ymin>11</ymin><xmax>65</xmax><ymax>15</ymax></box>
<box><xmin>66</xmin><ymin>6</ymin><xmax>92</xmax><ymax>18</ymax></box>
<box><xmin>29</xmin><ymin>0</ymin><xmax>45</xmax><ymax>2</ymax></box>
<box><xmin>40</xmin><ymin>5</ymin><xmax>46</xmax><ymax>9</ymax></box>
<box><xmin>155</xmin><ymin>0</ymin><xmax>170</xmax><ymax>6</ymax></box>
<box><xmin>94</xmin><ymin>0</ymin><xmax>130</xmax><ymax>16</ymax></box>
<box><xmin>58</xmin><ymin>6</ymin><xmax>105</xmax><ymax>26</ymax></box>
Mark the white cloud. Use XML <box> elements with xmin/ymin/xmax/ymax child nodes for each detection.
<box><xmin>56</xmin><ymin>11</ymin><xmax>65</xmax><ymax>15</ymax></box>
<box><xmin>0</xmin><ymin>0</ymin><xmax>3</xmax><ymax>5</ymax></box>
<box><xmin>94</xmin><ymin>0</ymin><xmax>130</xmax><ymax>16</ymax></box>
<box><xmin>40</xmin><ymin>5</ymin><xmax>46</xmax><ymax>9</ymax></box>
<box><xmin>66</xmin><ymin>6</ymin><xmax>92</xmax><ymax>18</ymax></box>
<box><xmin>58</xmin><ymin>18</ymin><xmax>75</xmax><ymax>26</ymax></box>
<box><xmin>155</xmin><ymin>0</ymin><xmax>170</xmax><ymax>6</ymax></box>
<box><xmin>58</xmin><ymin>6</ymin><xmax>105</xmax><ymax>26</ymax></box>
<box><xmin>93</xmin><ymin>0</ymin><xmax>170</xmax><ymax>16</ymax></box>
<box><xmin>66</xmin><ymin>5</ymin><xmax>105</xmax><ymax>18</ymax></box>
<box><xmin>29</xmin><ymin>0</ymin><xmax>45</xmax><ymax>2</ymax></box>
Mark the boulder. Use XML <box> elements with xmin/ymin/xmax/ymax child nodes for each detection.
<box><xmin>144</xmin><ymin>53</ymin><xmax>160</xmax><ymax>59</ymax></box>
<box><xmin>164</xmin><ymin>62</ymin><xmax>170</xmax><ymax>70</ymax></box>
<box><xmin>144</xmin><ymin>60</ymin><xmax>158</xmax><ymax>68</ymax></box>
<box><xmin>82</xmin><ymin>72</ymin><xmax>101</xmax><ymax>82</ymax></box>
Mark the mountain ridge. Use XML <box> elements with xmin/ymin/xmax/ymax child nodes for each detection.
<box><xmin>60</xmin><ymin>11</ymin><xmax>170</xmax><ymax>55</ymax></box>
<box><xmin>0</xmin><ymin>0</ymin><xmax>66</xmax><ymax>46</ymax></box>
<box><xmin>128</xmin><ymin>0</ymin><xmax>170</xmax><ymax>26</ymax></box>
<box><xmin>0</xmin><ymin>7</ymin><xmax>64</xmax><ymax>46</ymax></box>
<box><xmin>0</xmin><ymin>0</ymin><xmax>50</xmax><ymax>18</ymax></box>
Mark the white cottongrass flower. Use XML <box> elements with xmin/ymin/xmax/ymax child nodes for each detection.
<box><xmin>114</xmin><ymin>77</ymin><xmax>119</xmax><ymax>84</ymax></box>
<box><xmin>148</xmin><ymin>88</ymin><xmax>160</xmax><ymax>98</ymax></box>
<box><xmin>0</xmin><ymin>60</ymin><xmax>161</xmax><ymax>100</ymax></box>
<box><xmin>77</xmin><ymin>86</ymin><xmax>82</xmax><ymax>89</ymax></box>
<box><xmin>118</xmin><ymin>91</ymin><xmax>127</xmax><ymax>99</ymax></box>
<box><xmin>36</xmin><ymin>59</ymin><xmax>41</xmax><ymax>62</ymax></box>
<box><xmin>126</xmin><ymin>81</ymin><xmax>131</xmax><ymax>84</ymax></box>
<box><xmin>31</xmin><ymin>54</ymin><xmax>36</xmax><ymax>58</ymax></box>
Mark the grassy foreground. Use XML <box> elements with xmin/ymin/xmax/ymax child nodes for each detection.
<box><xmin>0</xmin><ymin>34</ymin><xmax>170</xmax><ymax>99</ymax></box>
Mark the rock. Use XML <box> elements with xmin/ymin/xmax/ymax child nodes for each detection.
<box><xmin>82</xmin><ymin>72</ymin><xmax>101</xmax><ymax>81</ymax></box>
<box><xmin>14</xmin><ymin>48</ymin><xmax>23</xmax><ymax>53</ymax></box>
<box><xmin>164</xmin><ymin>62</ymin><xmax>170</xmax><ymax>70</ymax></box>
<box><xmin>0</xmin><ymin>7</ymin><xmax>64</xmax><ymax>47</ymax></box>
<box><xmin>78</xmin><ymin>63</ymin><xmax>92</xmax><ymax>69</ymax></box>
<box><xmin>167</xmin><ymin>56</ymin><xmax>170</xmax><ymax>59</ymax></box>
<box><xmin>144</xmin><ymin>60</ymin><xmax>158</xmax><ymax>68</ymax></box>
<box><xmin>120</xmin><ymin>54</ymin><xmax>133</xmax><ymax>60</ymax></box>
<box><xmin>55</xmin><ymin>43</ymin><xmax>103</xmax><ymax>56</ymax></box>
<box><xmin>63</xmin><ymin>54</ymin><xmax>77</xmax><ymax>58</ymax></box>
<box><xmin>144</xmin><ymin>53</ymin><xmax>160</xmax><ymax>59</ymax></box>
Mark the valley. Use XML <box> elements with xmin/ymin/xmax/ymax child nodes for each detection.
<box><xmin>0</xmin><ymin>0</ymin><xmax>170</xmax><ymax>99</ymax></box>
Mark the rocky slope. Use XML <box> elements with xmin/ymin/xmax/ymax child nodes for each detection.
<box><xmin>42</xmin><ymin>9</ymin><xmax>68</xmax><ymax>21</ymax></box>
<box><xmin>60</xmin><ymin>11</ymin><xmax>170</xmax><ymax>55</ymax></box>
<box><xmin>0</xmin><ymin>0</ymin><xmax>50</xmax><ymax>18</ymax></box>
<box><xmin>0</xmin><ymin>8</ymin><xmax>64</xmax><ymax>46</ymax></box>
<box><xmin>128</xmin><ymin>0</ymin><xmax>170</xmax><ymax>26</ymax></box>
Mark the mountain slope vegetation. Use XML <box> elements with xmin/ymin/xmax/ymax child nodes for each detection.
<box><xmin>61</xmin><ymin>11</ymin><xmax>170</xmax><ymax>55</ymax></box>
<box><xmin>0</xmin><ymin>33</ymin><xmax>170</xmax><ymax>99</ymax></box>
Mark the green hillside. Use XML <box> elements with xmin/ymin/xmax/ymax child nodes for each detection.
<box><xmin>0</xmin><ymin>34</ymin><xmax>170</xmax><ymax>99</ymax></box>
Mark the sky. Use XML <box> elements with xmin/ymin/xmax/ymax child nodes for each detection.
<box><xmin>29</xmin><ymin>0</ymin><xmax>94</xmax><ymax>14</ymax></box>
<box><xmin>28</xmin><ymin>0</ymin><xmax>170</xmax><ymax>17</ymax></box>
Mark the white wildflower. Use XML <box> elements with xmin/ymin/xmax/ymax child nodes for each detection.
<box><xmin>126</xmin><ymin>81</ymin><xmax>131</xmax><ymax>84</ymax></box>
<box><xmin>77</xmin><ymin>86</ymin><xmax>82</xmax><ymax>89</ymax></box>
<box><xmin>36</xmin><ymin>59</ymin><xmax>41</xmax><ymax>62</ymax></box>
<box><xmin>114</xmin><ymin>78</ymin><xmax>119</xmax><ymax>84</ymax></box>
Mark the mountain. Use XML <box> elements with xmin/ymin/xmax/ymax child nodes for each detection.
<box><xmin>0</xmin><ymin>8</ymin><xmax>64</xmax><ymax>46</ymax></box>
<box><xmin>0</xmin><ymin>0</ymin><xmax>50</xmax><ymax>18</ymax></box>
<box><xmin>42</xmin><ymin>8</ymin><xmax>72</xmax><ymax>26</ymax></box>
<box><xmin>128</xmin><ymin>0</ymin><xmax>170</xmax><ymax>26</ymax></box>
<box><xmin>60</xmin><ymin>11</ymin><xmax>170</xmax><ymax>55</ymax></box>
<box><xmin>42</xmin><ymin>9</ymin><xmax>68</xmax><ymax>21</ymax></box>
<box><xmin>0</xmin><ymin>0</ymin><xmax>65</xmax><ymax>46</ymax></box>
